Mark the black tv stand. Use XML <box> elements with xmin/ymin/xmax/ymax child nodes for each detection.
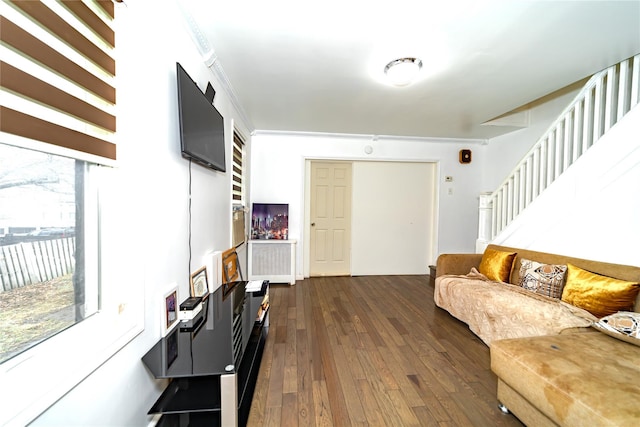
<box><xmin>142</xmin><ymin>280</ymin><xmax>269</xmax><ymax>426</ymax></box>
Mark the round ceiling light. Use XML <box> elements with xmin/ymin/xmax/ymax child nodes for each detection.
<box><xmin>384</xmin><ymin>57</ymin><xmax>423</xmax><ymax>87</ymax></box>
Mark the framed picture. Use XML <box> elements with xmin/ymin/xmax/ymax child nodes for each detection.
<box><xmin>162</xmin><ymin>285</ymin><xmax>178</xmax><ymax>336</ymax></box>
<box><xmin>251</xmin><ymin>203</ymin><xmax>289</xmax><ymax>240</ymax></box>
<box><xmin>190</xmin><ymin>266</ymin><xmax>209</xmax><ymax>298</ymax></box>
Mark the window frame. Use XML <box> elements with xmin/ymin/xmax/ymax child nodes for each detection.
<box><xmin>0</xmin><ymin>143</ymin><xmax>144</xmax><ymax>427</ymax></box>
<box><xmin>0</xmin><ymin>2</ymin><xmax>143</xmax><ymax>425</ymax></box>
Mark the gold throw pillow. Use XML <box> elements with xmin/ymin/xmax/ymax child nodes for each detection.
<box><xmin>478</xmin><ymin>249</ymin><xmax>516</xmax><ymax>283</ymax></box>
<box><xmin>561</xmin><ymin>264</ymin><xmax>640</xmax><ymax>318</ymax></box>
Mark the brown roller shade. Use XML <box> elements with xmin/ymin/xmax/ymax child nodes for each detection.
<box><xmin>1</xmin><ymin>61</ymin><xmax>116</xmax><ymax>132</ymax></box>
<box><xmin>96</xmin><ymin>1</ymin><xmax>115</xmax><ymax>19</ymax></box>
<box><xmin>0</xmin><ymin>16</ymin><xmax>115</xmax><ymax>104</ymax></box>
<box><xmin>2</xmin><ymin>107</ymin><xmax>116</xmax><ymax>161</ymax></box>
<box><xmin>0</xmin><ymin>0</ymin><xmax>117</xmax><ymax>163</ymax></box>
<box><xmin>11</xmin><ymin>0</ymin><xmax>115</xmax><ymax>75</ymax></box>
<box><xmin>63</xmin><ymin>0</ymin><xmax>115</xmax><ymax>48</ymax></box>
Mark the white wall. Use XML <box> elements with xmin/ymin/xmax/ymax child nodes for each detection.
<box><xmin>251</xmin><ymin>133</ymin><xmax>487</xmax><ymax>276</ymax></box>
<box><xmin>493</xmin><ymin>106</ymin><xmax>640</xmax><ymax>266</ymax></box>
<box><xmin>351</xmin><ymin>161</ymin><xmax>437</xmax><ymax>275</ymax></box>
<box><xmin>30</xmin><ymin>1</ymin><xmax>250</xmax><ymax>426</ymax></box>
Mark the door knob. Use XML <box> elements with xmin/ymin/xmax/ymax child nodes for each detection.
<box><xmin>311</xmin><ymin>222</ymin><xmax>316</xmax><ymax>226</ymax></box>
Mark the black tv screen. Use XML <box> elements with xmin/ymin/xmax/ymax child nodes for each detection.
<box><xmin>176</xmin><ymin>63</ymin><xmax>226</xmax><ymax>172</ymax></box>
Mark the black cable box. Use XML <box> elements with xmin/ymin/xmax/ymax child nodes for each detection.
<box><xmin>179</xmin><ymin>296</ymin><xmax>203</xmax><ymax>311</ymax></box>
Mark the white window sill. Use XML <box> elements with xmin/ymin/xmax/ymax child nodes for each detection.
<box><xmin>0</xmin><ymin>306</ymin><xmax>143</xmax><ymax>426</ymax></box>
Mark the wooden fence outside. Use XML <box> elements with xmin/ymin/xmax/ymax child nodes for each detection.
<box><xmin>0</xmin><ymin>237</ymin><xmax>75</xmax><ymax>292</ymax></box>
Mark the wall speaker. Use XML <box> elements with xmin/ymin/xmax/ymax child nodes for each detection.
<box><xmin>459</xmin><ymin>149</ymin><xmax>472</xmax><ymax>164</ymax></box>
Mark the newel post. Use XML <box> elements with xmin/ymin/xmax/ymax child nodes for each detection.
<box><xmin>476</xmin><ymin>192</ymin><xmax>493</xmax><ymax>253</ymax></box>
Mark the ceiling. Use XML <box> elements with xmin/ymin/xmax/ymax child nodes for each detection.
<box><xmin>179</xmin><ymin>0</ymin><xmax>640</xmax><ymax>140</ymax></box>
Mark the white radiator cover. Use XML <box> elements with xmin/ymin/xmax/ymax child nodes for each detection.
<box><xmin>248</xmin><ymin>240</ymin><xmax>296</xmax><ymax>285</ymax></box>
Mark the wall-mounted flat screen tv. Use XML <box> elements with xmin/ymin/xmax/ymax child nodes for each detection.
<box><xmin>176</xmin><ymin>62</ymin><xmax>226</xmax><ymax>172</ymax></box>
<box><xmin>251</xmin><ymin>203</ymin><xmax>289</xmax><ymax>240</ymax></box>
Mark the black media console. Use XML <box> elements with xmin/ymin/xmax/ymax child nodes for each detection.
<box><xmin>142</xmin><ymin>280</ymin><xmax>269</xmax><ymax>426</ymax></box>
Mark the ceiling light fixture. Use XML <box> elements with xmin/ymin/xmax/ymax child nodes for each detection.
<box><xmin>384</xmin><ymin>57</ymin><xmax>423</xmax><ymax>87</ymax></box>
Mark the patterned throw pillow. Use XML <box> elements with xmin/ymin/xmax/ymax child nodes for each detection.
<box><xmin>592</xmin><ymin>311</ymin><xmax>640</xmax><ymax>346</ymax></box>
<box><xmin>518</xmin><ymin>258</ymin><xmax>567</xmax><ymax>299</ymax></box>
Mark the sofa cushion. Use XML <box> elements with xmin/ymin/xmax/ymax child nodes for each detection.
<box><xmin>518</xmin><ymin>258</ymin><xmax>567</xmax><ymax>299</ymax></box>
<box><xmin>561</xmin><ymin>264</ymin><xmax>640</xmax><ymax>318</ymax></box>
<box><xmin>485</xmin><ymin>244</ymin><xmax>640</xmax><ymax>310</ymax></box>
<box><xmin>491</xmin><ymin>332</ymin><xmax>640</xmax><ymax>426</ymax></box>
<box><xmin>479</xmin><ymin>248</ymin><xmax>516</xmax><ymax>283</ymax></box>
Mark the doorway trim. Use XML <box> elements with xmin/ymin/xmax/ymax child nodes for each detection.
<box><xmin>302</xmin><ymin>157</ymin><xmax>441</xmax><ymax>278</ymax></box>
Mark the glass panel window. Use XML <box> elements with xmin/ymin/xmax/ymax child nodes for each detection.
<box><xmin>0</xmin><ymin>143</ymin><xmax>98</xmax><ymax>364</ymax></box>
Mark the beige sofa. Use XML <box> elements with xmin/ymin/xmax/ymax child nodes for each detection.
<box><xmin>435</xmin><ymin>244</ymin><xmax>640</xmax><ymax>426</ymax></box>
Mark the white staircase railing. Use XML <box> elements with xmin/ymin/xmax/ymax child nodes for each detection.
<box><xmin>478</xmin><ymin>54</ymin><xmax>640</xmax><ymax>249</ymax></box>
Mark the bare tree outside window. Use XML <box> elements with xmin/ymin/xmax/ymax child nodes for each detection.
<box><xmin>0</xmin><ymin>143</ymin><xmax>96</xmax><ymax>363</ymax></box>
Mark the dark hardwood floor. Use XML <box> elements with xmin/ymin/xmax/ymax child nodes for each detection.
<box><xmin>247</xmin><ymin>275</ymin><xmax>524</xmax><ymax>427</ymax></box>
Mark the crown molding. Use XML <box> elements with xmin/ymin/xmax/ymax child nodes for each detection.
<box><xmin>252</xmin><ymin>129</ymin><xmax>487</xmax><ymax>145</ymax></box>
<box><xmin>207</xmin><ymin>59</ymin><xmax>254</xmax><ymax>132</ymax></box>
<box><xmin>177</xmin><ymin>1</ymin><xmax>255</xmax><ymax>133</ymax></box>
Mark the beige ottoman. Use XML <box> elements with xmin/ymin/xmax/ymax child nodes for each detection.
<box><xmin>490</xmin><ymin>331</ymin><xmax>640</xmax><ymax>426</ymax></box>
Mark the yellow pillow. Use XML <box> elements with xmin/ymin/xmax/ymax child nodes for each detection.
<box><xmin>479</xmin><ymin>249</ymin><xmax>516</xmax><ymax>283</ymax></box>
<box><xmin>561</xmin><ymin>264</ymin><xmax>640</xmax><ymax>318</ymax></box>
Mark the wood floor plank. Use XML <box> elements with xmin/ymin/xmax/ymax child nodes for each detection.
<box><xmin>386</xmin><ymin>388</ymin><xmax>421</xmax><ymax>426</ymax></box>
<box><xmin>331</xmin><ymin>343</ymin><xmax>368</xmax><ymax>424</ymax></box>
<box><xmin>312</xmin><ymin>380</ymin><xmax>334</xmax><ymax>427</ymax></box>
<box><xmin>312</xmin><ymin>309</ymin><xmax>352</xmax><ymax>425</ymax></box>
<box><xmin>340</xmin><ymin>329</ymin><xmax>367</xmax><ymax>380</ymax></box>
<box><xmin>295</xmin><ymin>283</ymin><xmax>307</xmax><ymax>330</ymax></box>
<box><xmin>263</xmin><ymin>406</ymin><xmax>282</xmax><ymax>427</ymax></box>
<box><xmin>355</xmin><ymin>378</ymin><xmax>387</xmax><ymax>426</ymax></box>
<box><xmin>416</xmin><ymin>394</ymin><xmax>454</xmax><ymax>424</ymax></box>
<box><xmin>281</xmin><ymin>392</ymin><xmax>298</xmax><ymax>427</ymax></box>
<box><xmin>283</xmin><ymin>323</ymin><xmax>298</xmax><ymax>394</ymax></box>
<box><xmin>411</xmin><ymin>404</ymin><xmax>440</xmax><ymax>426</ymax></box>
<box><xmin>377</xmin><ymin>346</ymin><xmax>429</xmax><ymax>408</ymax></box>
<box><xmin>357</xmin><ymin>346</ymin><xmax>400</xmax><ymax>391</ymax></box>
<box><xmin>295</xmin><ymin>328</ymin><xmax>315</xmax><ymax>426</ymax></box>
<box><xmin>266</xmin><ymin>343</ymin><xmax>285</xmax><ymax>408</ymax></box>
<box><xmin>248</xmin><ymin>276</ymin><xmax>524</xmax><ymax>427</ymax></box>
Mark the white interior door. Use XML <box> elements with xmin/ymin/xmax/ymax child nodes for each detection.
<box><xmin>309</xmin><ymin>161</ymin><xmax>352</xmax><ymax>276</ymax></box>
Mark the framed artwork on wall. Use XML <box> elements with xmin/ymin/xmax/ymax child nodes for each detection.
<box><xmin>251</xmin><ymin>203</ymin><xmax>289</xmax><ymax>240</ymax></box>
<box><xmin>162</xmin><ymin>285</ymin><xmax>179</xmax><ymax>336</ymax></box>
<box><xmin>190</xmin><ymin>266</ymin><xmax>209</xmax><ymax>298</ymax></box>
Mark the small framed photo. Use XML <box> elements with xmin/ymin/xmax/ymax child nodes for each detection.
<box><xmin>190</xmin><ymin>266</ymin><xmax>209</xmax><ymax>298</ymax></box>
<box><xmin>162</xmin><ymin>285</ymin><xmax>179</xmax><ymax>336</ymax></box>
